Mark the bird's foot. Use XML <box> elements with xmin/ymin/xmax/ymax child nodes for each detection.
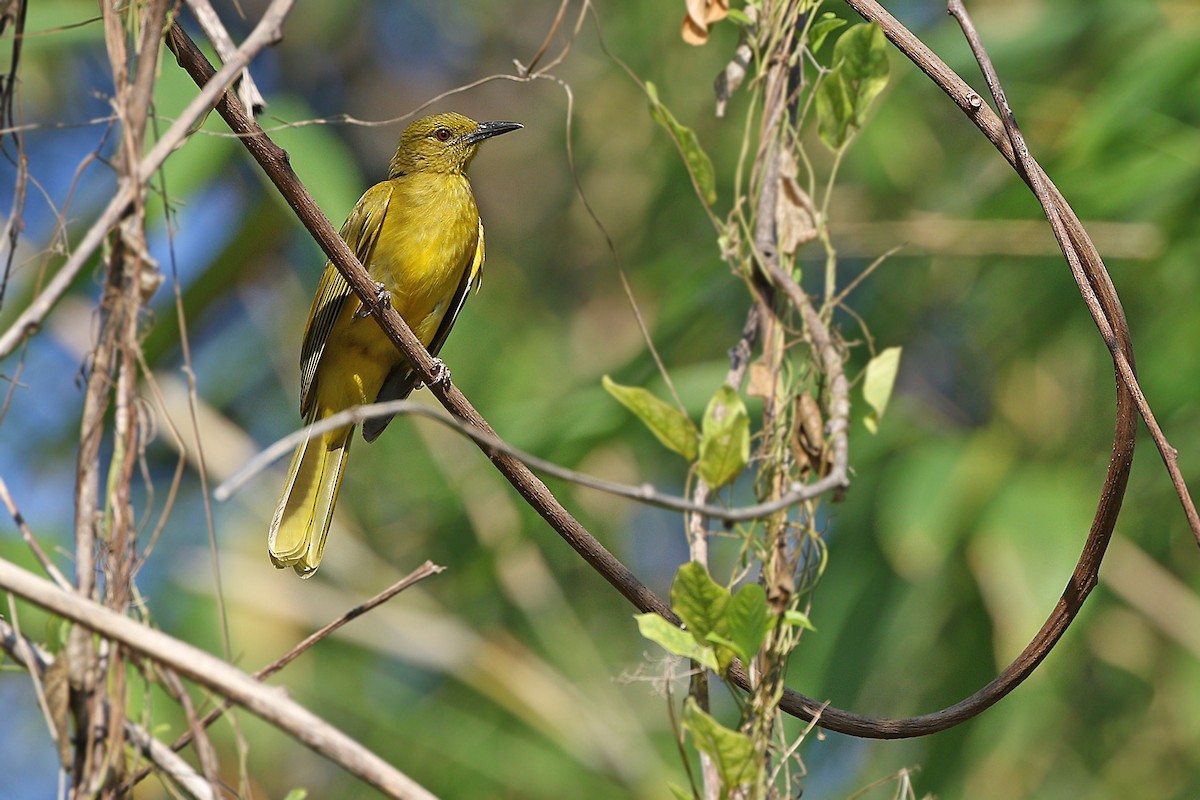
<box><xmin>422</xmin><ymin>358</ymin><xmax>451</xmax><ymax>389</ymax></box>
<box><xmin>355</xmin><ymin>280</ymin><xmax>391</xmax><ymax>318</ymax></box>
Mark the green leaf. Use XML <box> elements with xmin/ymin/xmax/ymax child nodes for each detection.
<box><xmin>725</xmin><ymin>583</ymin><xmax>772</xmax><ymax>664</ymax></box>
<box><xmin>682</xmin><ymin>697</ymin><xmax>762</xmax><ymax>789</ymax></box>
<box><xmin>671</xmin><ymin>562</ymin><xmax>731</xmax><ymax>641</ymax></box>
<box><xmin>703</xmin><ymin>631</ymin><xmax>739</xmax><ymax>653</ymax></box>
<box><xmin>635</xmin><ymin>613</ymin><xmax>720</xmax><ymax>672</ymax></box>
<box><xmin>816</xmin><ymin>22</ymin><xmax>890</xmax><ymax>150</ymax></box>
<box><xmin>816</xmin><ymin>67</ymin><xmax>853</xmax><ymax>149</ymax></box>
<box><xmin>698</xmin><ymin>384</ymin><xmax>750</xmax><ymax>488</ymax></box>
<box><xmin>282</xmin><ymin>790</ymin><xmax>309</xmax><ymax>800</ymax></box>
<box><xmin>863</xmin><ymin>346</ymin><xmax>902</xmax><ymax>434</ymax></box>
<box><xmin>782</xmin><ymin>609</ymin><xmax>816</xmax><ymax>631</ymax></box>
<box><xmin>602</xmin><ymin>375</ymin><xmax>699</xmax><ymax>461</ymax></box>
<box><xmin>808</xmin><ymin>13</ymin><xmax>847</xmax><ymax>53</ymax></box>
<box><xmin>645</xmin><ymin>81</ymin><xmax>718</xmax><ymax>206</ymax></box>
<box><xmin>837</xmin><ymin>22</ymin><xmax>890</xmax><ymax>122</ymax></box>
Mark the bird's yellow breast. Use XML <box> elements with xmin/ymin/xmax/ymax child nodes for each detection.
<box><xmin>316</xmin><ymin>172</ymin><xmax>480</xmax><ymax>413</ymax></box>
<box><xmin>373</xmin><ymin>172</ymin><xmax>479</xmax><ymax>333</ymax></box>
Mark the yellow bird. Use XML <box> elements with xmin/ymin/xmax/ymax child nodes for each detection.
<box><xmin>269</xmin><ymin>112</ymin><xmax>521</xmax><ymax>577</ymax></box>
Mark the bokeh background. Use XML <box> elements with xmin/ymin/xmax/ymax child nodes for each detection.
<box><xmin>1</xmin><ymin>0</ymin><xmax>1198</xmax><ymax>797</ymax></box>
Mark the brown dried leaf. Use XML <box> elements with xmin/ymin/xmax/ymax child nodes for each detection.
<box><xmin>797</xmin><ymin>393</ymin><xmax>825</xmax><ymax>453</ymax></box>
<box><xmin>775</xmin><ymin>150</ymin><xmax>818</xmax><ymax>255</ymax></box>
<box><xmin>746</xmin><ymin>360</ymin><xmax>775</xmax><ymax>399</ymax></box>
<box><xmin>684</xmin><ymin>0</ymin><xmax>709</xmax><ymax>27</ymax></box>
<box><xmin>681</xmin><ymin>0</ymin><xmax>729</xmax><ymax>46</ymax></box>
<box><xmin>791</xmin><ymin>392</ymin><xmax>831</xmax><ymax>479</ymax></box>
<box><xmin>682</xmin><ymin>14</ymin><xmax>709</xmax><ymax>45</ymax></box>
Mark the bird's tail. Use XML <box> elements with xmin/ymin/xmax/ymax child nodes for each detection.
<box><xmin>268</xmin><ymin>411</ymin><xmax>353</xmax><ymax>578</ymax></box>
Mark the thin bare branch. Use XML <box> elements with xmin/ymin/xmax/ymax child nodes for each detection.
<box><xmin>185</xmin><ymin>0</ymin><xmax>267</xmax><ymax>114</ymax></box>
<box><xmin>265</xmin><ymin>561</ymin><xmax>445</xmax><ymax>678</ymax></box>
<box><xmin>518</xmin><ymin>0</ymin><xmax>572</xmax><ymax>76</ymax></box>
<box><xmin>829</xmin><ymin>244</ymin><xmax>902</xmax><ymax>307</ymax></box>
<box><xmin>122</xmin><ymin>716</ymin><xmax>217</xmax><ymax>800</ymax></box>
<box><xmin>559</xmin><ymin>77</ymin><xmax>688</xmax><ymax>413</ymax></box>
<box><xmin>215</xmin><ymin>395</ymin><xmax>851</xmax><ymax>523</ymax></box>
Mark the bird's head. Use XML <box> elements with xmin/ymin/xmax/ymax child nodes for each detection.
<box><xmin>388</xmin><ymin>112</ymin><xmax>522</xmax><ymax>178</ymax></box>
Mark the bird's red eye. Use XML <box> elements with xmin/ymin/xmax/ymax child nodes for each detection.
<box><xmin>433</xmin><ymin>127</ymin><xmax>452</xmax><ymax>142</ymax></box>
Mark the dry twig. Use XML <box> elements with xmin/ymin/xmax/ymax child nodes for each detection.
<box><xmin>185</xmin><ymin>0</ymin><xmax>267</xmax><ymax>114</ymax></box>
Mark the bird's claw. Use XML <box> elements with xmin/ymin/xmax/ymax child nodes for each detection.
<box><xmin>355</xmin><ymin>280</ymin><xmax>391</xmax><ymax>318</ymax></box>
<box><xmin>421</xmin><ymin>358</ymin><xmax>451</xmax><ymax>390</ymax></box>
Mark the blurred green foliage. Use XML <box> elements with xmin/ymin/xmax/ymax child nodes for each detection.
<box><xmin>1</xmin><ymin>0</ymin><xmax>1199</xmax><ymax>798</ymax></box>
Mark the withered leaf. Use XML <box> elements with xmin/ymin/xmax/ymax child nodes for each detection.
<box><xmin>792</xmin><ymin>392</ymin><xmax>830</xmax><ymax>478</ymax></box>
<box><xmin>681</xmin><ymin>0</ymin><xmax>729</xmax><ymax>46</ymax></box>
<box><xmin>746</xmin><ymin>360</ymin><xmax>775</xmax><ymax>399</ymax></box>
<box><xmin>775</xmin><ymin>149</ymin><xmax>818</xmax><ymax>255</ymax></box>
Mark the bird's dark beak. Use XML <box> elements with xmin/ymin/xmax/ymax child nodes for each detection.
<box><xmin>463</xmin><ymin>120</ymin><xmax>523</xmax><ymax>145</ymax></box>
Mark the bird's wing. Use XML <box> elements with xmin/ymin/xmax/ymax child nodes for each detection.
<box><xmin>425</xmin><ymin>216</ymin><xmax>485</xmax><ymax>360</ymax></box>
<box><xmin>299</xmin><ymin>182</ymin><xmax>394</xmax><ymax>417</ymax></box>
<box><xmin>361</xmin><ymin>217</ymin><xmax>484</xmax><ymax>442</ymax></box>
